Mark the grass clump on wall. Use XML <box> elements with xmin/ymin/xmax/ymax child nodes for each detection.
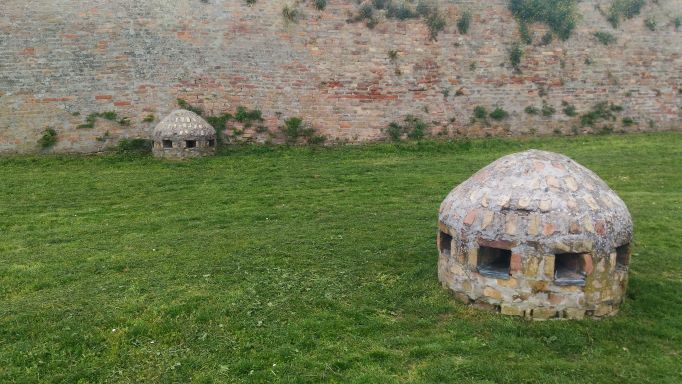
<box><xmin>508</xmin><ymin>0</ymin><xmax>579</xmax><ymax>41</ymax></box>
<box><xmin>350</xmin><ymin>0</ymin><xmax>447</xmax><ymax>40</ymax></box>
<box><xmin>116</xmin><ymin>138</ymin><xmax>153</xmax><ymax>155</ymax></box>
<box><xmin>593</xmin><ymin>31</ymin><xmax>617</xmax><ymax>45</ymax></box>
<box><xmin>457</xmin><ymin>11</ymin><xmax>472</xmax><ymax>34</ymax></box>
<box><xmin>385</xmin><ymin>115</ymin><xmax>428</xmax><ymax>141</ymax></box>
<box><xmin>605</xmin><ymin>0</ymin><xmax>645</xmax><ymax>28</ymax></box>
<box><xmin>38</xmin><ymin>128</ymin><xmax>58</xmax><ymax>149</ymax></box>
<box><xmin>282</xmin><ymin>117</ymin><xmax>326</xmax><ymax>145</ymax></box>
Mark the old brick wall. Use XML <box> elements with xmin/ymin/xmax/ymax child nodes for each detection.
<box><xmin>0</xmin><ymin>0</ymin><xmax>680</xmax><ymax>153</ymax></box>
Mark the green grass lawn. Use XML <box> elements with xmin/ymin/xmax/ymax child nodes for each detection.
<box><xmin>1</xmin><ymin>132</ymin><xmax>681</xmax><ymax>383</ymax></box>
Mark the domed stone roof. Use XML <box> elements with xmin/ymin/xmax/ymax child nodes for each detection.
<box><xmin>153</xmin><ymin>109</ymin><xmax>215</xmax><ymax>139</ymax></box>
<box><xmin>439</xmin><ymin>150</ymin><xmax>632</xmax><ymax>251</ymax></box>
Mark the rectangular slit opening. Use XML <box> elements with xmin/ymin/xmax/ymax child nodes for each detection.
<box><xmin>477</xmin><ymin>246</ymin><xmax>511</xmax><ymax>279</ymax></box>
<box><xmin>186</xmin><ymin>140</ymin><xmax>196</xmax><ymax>148</ymax></box>
<box><xmin>555</xmin><ymin>253</ymin><xmax>586</xmax><ymax>285</ymax></box>
<box><xmin>616</xmin><ymin>244</ymin><xmax>630</xmax><ymax>271</ymax></box>
<box><xmin>439</xmin><ymin>231</ymin><xmax>452</xmax><ymax>256</ymax></box>
<box><xmin>208</xmin><ymin>139</ymin><xmax>215</xmax><ymax>147</ymax></box>
<box><xmin>162</xmin><ymin>140</ymin><xmax>173</xmax><ymax>149</ymax></box>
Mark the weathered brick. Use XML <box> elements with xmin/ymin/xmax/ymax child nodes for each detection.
<box><xmin>510</xmin><ymin>253</ymin><xmax>522</xmax><ymax>274</ymax></box>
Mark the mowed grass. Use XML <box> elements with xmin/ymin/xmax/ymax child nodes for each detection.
<box><xmin>1</xmin><ymin>132</ymin><xmax>681</xmax><ymax>383</ymax></box>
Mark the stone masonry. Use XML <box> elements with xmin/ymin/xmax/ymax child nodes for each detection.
<box><xmin>0</xmin><ymin>0</ymin><xmax>681</xmax><ymax>153</ymax></box>
<box><xmin>152</xmin><ymin>109</ymin><xmax>216</xmax><ymax>159</ymax></box>
<box><xmin>437</xmin><ymin>150</ymin><xmax>633</xmax><ymax>320</ymax></box>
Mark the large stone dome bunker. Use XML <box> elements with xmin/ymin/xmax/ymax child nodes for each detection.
<box><xmin>152</xmin><ymin>109</ymin><xmax>216</xmax><ymax>159</ymax></box>
<box><xmin>437</xmin><ymin>150</ymin><xmax>633</xmax><ymax>320</ymax></box>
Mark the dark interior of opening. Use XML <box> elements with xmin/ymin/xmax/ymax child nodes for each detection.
<box><xmin>208</xmin><ymin>139</ymin><xmax>215</xmax><ymax>147</ymax></box>
<box><xmin>555</xmin><ymin>253</ymin><xmax>586</xmax><ymax>285</ymax></box>
<box><xmin>616</xmin><ymin>244</ymin><xmax>630</xmax><ymax>270</ymax></box>
<box><xmin>439</xmin><ymin>231</ymin><xmax>452</xmax><ymax>256</ymax></box>
<box><xmin>477</xmin><ymin>246</ymin><xmax>511</xmax><ymax>279</ymax></box>
<box><xmin>186</xmin><ymin>140</ymin><xmax>197</xmax><ymax>148</ymax></box>
<box><xmin>162</xmin><ymin>140</ymin><xmax>173</xmax><ymax>149</ymax></box>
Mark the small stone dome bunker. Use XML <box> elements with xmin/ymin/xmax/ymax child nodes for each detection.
<box><xmin>152</xmin><ymin>109</ymin><xmax>216</xmax><ymax>159</ymax></box>
<box><xmin>437</xmin><ymin>150</ymin><xmax>633</xmax><ymax>320</ymax></box>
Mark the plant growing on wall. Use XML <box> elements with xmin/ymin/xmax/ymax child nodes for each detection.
<box><xmin>542</xmin><ymin>103</ymin><xmax>556</xmax><ymax>116</ymax></box>
<box><xmin>384</xmin><ymin>115</ymin><xmax>428</xmax><ymax>141</ymax></box>
<box><xmin>404</xmin><ymin>115</ymin><xmax>427</xmax><ymax>139</ymax></box>
<box><xmin>508</xmin><ymin>0</ymin><xmax>579</xmax><ymax>41</ymax></box>
<box><xmin>489</xmin><ymin>107</ymin><xmax>509</xmax><ymax>120</ymax></box>
<box><xmin>593</xmin><ymin>31</ymin><xmax>617</xmax><ymax>45</ymax></box>
<box><xmin>509</xmin><ymin>43</ymin><xmax>523</xmax><ymax>71</ymax></box>
<box><xmin>473</xmin><ymin>106</ymin><xmax>487</xmax><ymax>120</ymax></box>
<box><xmin>349</xmin><ymin>0</ymin><xmax>448</xmax><ymax>40</ymax></box>
<box><xmin>622</xmin><ymin>117</ymin><xmax>637</xmax><ymax>126</ymax></box>
<box><xmin>77</xmin><ymin>111</ymin><xmax>130</xmax><ymax>129</ymax></box>
<box><xmin>176</xmin><ymin>99</ymin><xmax>204</xmax><ymax>115</ymax></box>
<box><xmin>580</xmin><ymin>101</ymin><xmax>623</xmax><ymax>126</ymax></box>
<box><xmin>540</xmin><ymin>32</ymin><xmax>553</xmax><ymax>45</ymax></box>
<box><xmin>282</xmin><ymin>4</ymin><xmax>300</xmax><ymax>24</ymax></box>
<box><xmin>38</xmin><ymin>128</ymin><xmax>58</xmax><ymax>149</ymax></box>
<box><xmin>525</xmin><ymin>106</ymin><xmax>540</xmax><ymax>115</ymax></box>
<box><xmin>457</xmin><ymin>11</ymin><xmax>472</xmax><ymax>34</ymax></box>
<box><xmin>234</xmin><ymin>106</ymin><xmax>263</xmax><ymax>127</ymax></box>
<box><xmin>282</xmin><ymin>117</ymin><xmax>326</xmax><ymax>145</ymax></box>
<box><xmin>562</xmin><ymin>102</ymin><xmax>577</xmax><ymax>116</ymax></box>
<box><xmin>425</xmin><ymin>11</ymin><xmax>446</xmax><ymax>41</ymax></box>
<box><xmin>116</xmin><ymin>139</ymin><xmax>153</xmax><ymax>155</ymax></box>
<box><xmin>605</xmin><ymin>0</ymin><xmax>645</xmax><ymax>28</ymax></box>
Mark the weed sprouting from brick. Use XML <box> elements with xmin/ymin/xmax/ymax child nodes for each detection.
<box><xmin>116</xmin><ymin>138</ymin><xmax>153</xmax><ymax>155</ymax></box>
<box><xmin>606</xmin><ymin>0</ymin><xmax>645</xmax><ymax>28</ymax></box>
<box><xmin>542</xmin><ymin>103</ymin><xmax>556</xmax><ymax>117</ymax></box>
<box><xmin>349</xmin><ymin>0</ymin><xmax>448</xmax><ymax>40</ymax></box>
<box><xmin>580</xmin><ymin>101</ymin><xmax>624</xmax><ymax>126</ymax></box>
<box><xmin>77</xmin><ymin>112</ymin><xmax>129</xmax><ymax>129</ymax></box>
<box><xmin>562</xmin><ymin>102</ymin><xmax>577</xmax><ymax>117</ymax></box>
<box><xmin>525</xmin><ymin>106</ymin><xmax>540</xmax><ymax>115</ymax></box>
<box><xmin>509</xmin><ymin>43</ymin><xmax>523</xmax><ymax>71</ymax></box>
<box><xmin>622</xmin><ymin>117</ymin><xmax>637</xmax><ymax>126</ymax></box>
<box><xmin>473</xmin><ymin>106</ymin><xmax>487</xmax><ymax>121</ymax></box>
<box><xmin>385</xmin><ymin>115</ymin><xmax>428</xmax><ymax>141</ymax></box>
<box><xmin>176</xmin><ymin>98</ymin><xmax>204</xmax><ymax>115</ymax></box>
<box><xmin>38</xmin><ymin>128</ymin><xmax>58</xmax><ymax>149</ymax></box>
<box><xmin>509</xmin><ymin>0</ymin><xmax>579</xmax><ymax>41</ymax></box>
<box><xmin>282</xmin><ymin>117</ymin><xmax>325</xmax><ymax>145</ymax></box>
<box><xmin>282</xmin><ymin>4</ymin><xmax>300</xmax><ymax>23</ymax></box>
<box><xmin>314</xmin><ymin>0</ymin><xmax>326</xmax><ymax>11</ymax></box>
<box><xmin>593</xmin><ymin>31</ymin><xmax>617</xmax><ymax>45</ymax></box>
<box><xmin>489</xmin><ymin>107</ymin><xmax>509</xmax><ymax>121</ymax></box>
<box><xmin>457</xmin><ymin>11</ymin><xmax>472</xmax><ymax>34</ymax></box>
